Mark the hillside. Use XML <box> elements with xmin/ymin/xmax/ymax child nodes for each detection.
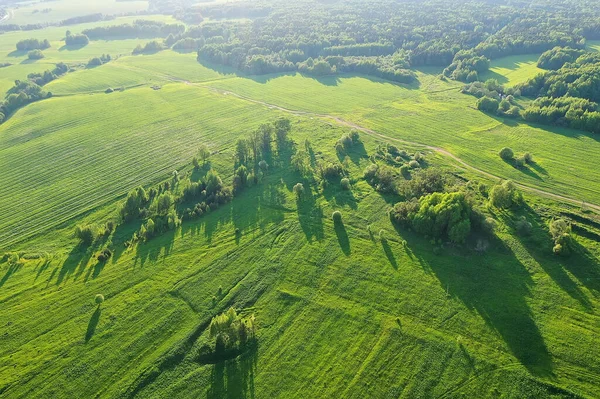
<box><xmin>1</xmin><ymin>1</ymin><xmax>600</xmax><ymax>398</ymax></box>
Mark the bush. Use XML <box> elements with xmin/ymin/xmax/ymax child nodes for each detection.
<box><xmin>28</xmin><ymin>50</ymin><xmax>45</xmax><ymax>60</ymax></box>
<box><xmin>489</xmin><ymin>180</ymin><xmax>522</xmax><ymax>209</ymax></box>
<box><xmin>340</xmin><ymin>134</ymin><xmax>353</xmax><ymax>149</ymax></box>
<box><xmin>523</xmin><ymin>152</ymin><xmax>533</xmax><ymax>164</ymax></box>
<box><xmin>409</xmin><ymin>160</ymin><xmax>420</xmax><ymax>169</ymax></box>
<box><xmin>75</xmin><ymin>224</ymin><xmax>97</xmax><ymax>245</ymax></box>
<box><xmin>332</xmin><ymin>211</ymin><xmax>343</xmax><ymax>224</ymax></box>
<box><xmin>477</xmin><ymin>96</ymin><xmax>499</xmax><ymax>113</ymax></box>
<box><xmin>340</xmin><ymin>178</ymin><xmax>351</xmax><ymax>190</ymax></box>
<box><xmin>364</xmin><ymin>164</ymin><xmax>396</xmax><ymax>193</ymax></box>
<box><xmin>97</xmin><ymin>248</ymin><xmax>113</xmax><ymax>262</ymax></box>
<box><xmin>515</xmin><ymin>217</ymin><xmax>533</xmax><ymax>236</ymax></box>
<box><xmin>293</xmin><ymin>182</ymin><xmax>304</xmax><ymax>198</ymax></box>
<box><xmin>95</xmin><ymin>294</ymin><xmax>105</xmax><ymax>305</ymax></box>
<box><xmin>515</xmin><ymin>156</ymin><xmax>526</xmax><ymax>168</ymax></box>
<box><xmin>499</xmin><ymin>147</ymin><xmax>514</xmax><ymax>160</ymax></box>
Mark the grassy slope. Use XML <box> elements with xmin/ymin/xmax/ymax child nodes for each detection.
<box><xmin>0</xmin><ymin>83</ymin><xmax>282</xmax><ymax>250</ymax></box>
<box><xmin>480</xmin><ymin>53</ymin><xmax>543</xmax><ymax>87</ymax></box>
<box><xmin>1</xmin><ymin>123</ymin><xmax>599</xmax><ymax>398</ymax></box>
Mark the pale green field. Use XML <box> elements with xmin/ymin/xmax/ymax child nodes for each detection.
<box><xmin>2</xmin><ymin>0</ymin><xmax>149</xmax><ymax>25</ymax></box>
<box><xmin>0</xmin><ymin>16</ymin><xmax>177</xmax><ymax>66</ymax></box>
<box><xmin>480</xmin><ymin>53</ymin><xmax>543</xmax><ymax>87</ymax></box>
<box><xmin>47</xmin><ymin>52</ymin><xmax>234</xmax><ymax>94</ymax></box>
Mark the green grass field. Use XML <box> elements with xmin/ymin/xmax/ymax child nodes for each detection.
<box><xmin>480</xmin><ymin>54</ymin><xmax>543</xmax><ymax>87</ymax></box>
<box><xmin>1</xmin><ymin>121</ymin><xmax>599</xmax><ymax>398</ymax></box>
<box><xmin>1</xmin><ymin>14</ymin><xmax>600</xmax><ymax>398</ymax></box>
<box><xmin>1</xmin><ymin>0</ymin><xmax>150</xmax><ymax>26</ymax></box>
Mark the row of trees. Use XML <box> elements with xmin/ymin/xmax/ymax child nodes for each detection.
<box><xmin>82</xmin><ymin>20</ymin><xmax>185</xmax><ymax>40</ymax></box>
<box><xmin>16</xmin><ymin>38</ymin><xmax>50</xmax><ymax>51</ymax></box>
<box><xmin>0</xmin><ymin>62</ymin><xmax>69</xmax><ymax>123</ymax></box>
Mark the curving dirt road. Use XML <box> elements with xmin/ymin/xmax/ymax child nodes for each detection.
<box><xmin>204</xmin><ymin>86</ymin><xmax>600</xmax><ymax>213</ymax></box>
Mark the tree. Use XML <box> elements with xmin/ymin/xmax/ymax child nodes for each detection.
<box><xmin>275</xmin><ymin>117</ymin><xmax>291</xmax><ymax>145</ymax></box>
<box><xmin>293</xmin><ymin>182</ymin><xmax>304</xmax><ymax>199</ymax></box>
<box><xmin>291</xmin><ymin>150</ymin><xmax>312</xmax><ymax>178</ymax></box>
<box><xmin>235</xmin><ymin>139</ymin><xmax>249</xmax><ymax>165</ymax></box>
<box><xmin>489</xmin><ymin>180</ymin><xmax>521</xmax><ymax>209</ymax></box>
<box><xmin>27</xmin><ymin>50</ymin><xmax>45</xmax><ymax>60</ymax></box>
<box><xmin>477</xmin><ymin>96</ymin><xmax>499</xmax><ymax>113</ymax></box>
<box><xmin>499</xmin><ymin>147</ymin><xmax>514</xmax><ymax>160</ymax></box>
<box><xmin>332</xmin><ymin>211</ymin><xmax>343</xmax><ymax>224</ymax></box>
<box><xmin>75</xmin><ymin>224</ymin><xmax>97</xmax><ymax>245</ymax></box>
<box><xmin>95</xmin><ymin>294</ymin><xmax>105</xmax><ymax>305</ymax></box>
<box><xmin>198</xmin><ymin>144</ymin><xmax>210</xmax><ymax>164</ymax></box>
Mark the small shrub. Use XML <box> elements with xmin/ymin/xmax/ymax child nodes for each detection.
<box><xmin>349</xmin><ymin>130</ymin><xmax>360</xmax><ymax>143</ymax></box>
<box><xmin>105</xmin><ymin>87</ymin><xmax>114</xmax><ymax>93</ymax></box>
<box><xmin>293</xmin><ymin>182</ymin><xmax>304</xmax><ymax>198</ymax></box>
<box><xmin>340</xmin><ymin>134</ymin><xmax>353</xmax><ymax>149</ymax></box>
<box><xmin>515</xmin><ymin>217</ymin><xmax>532</xmax><ymax>236</ymax></box>
<box><xmin>259</xmin><ymin>160</ymin><xmax>268</xmax><ymax>172</ymax></box>
<box><xmin>523</xmin><ymin>152</ymin><xmax>533</xmax><ymax>164</ymax></box>
<box><xmin>515</xmin><ymin>156</ymin><xmax>526</xmax><ymax>168</ymax></box>
<box><xmin>409</xmin><ymin>160</ymin><xmax>420</xmax><ymax>169</ymax></box>
<box><xmin>332</xmin><ymin>211</ymin><xmax>343</xmax><ymax>224</ymax></box>
<box><xmin>27</xmin><ymin>49</ymin><xmax>45</xmax><ymax>60</ymax></box>
<box><xmin>95</xmin><ymin>294</ymin><xmax>105</xmax><ymax>305</ymax></box>
<box><xmin>75</xmin><ymin>224</ymin><xmax>97</xmax><ymax>245</ymax></box>
<box><xmin>400</xmin><ymin>164</ymin><xmax>410</xmax><ymax>177</ymax></box>
<box><xmin>340</xmin><ymin>178</ymin><xmax>351</xmax><ymax>190</ymax></box>
<box><xmin>499</xmin><ymin>147</ymin><xmax>514</xmax><ymax>160</ymax></box>
<box><xmin>97</xmin><ymin>248</ymin><xmax>112</xmax><ymax>262</ymax></box>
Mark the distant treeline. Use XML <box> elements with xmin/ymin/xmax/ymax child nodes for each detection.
<box><xmin>82</xmin><ymin>20</ymin><xmax>185</xmax><ymax>40</ymax></box>
<box><xmin>464</xmin><ymin>49</ymin><xmax>600</xmax><ymax>134</ymax></box>
<box><xmin>16</xmin><ymin>38</ymin><xmax>50</xmax><ymax>51</ymax></box>
<box><xmin>0</xmin><ymin>63</ymin><xmax>69</xmax><ymax>123</ymax></box>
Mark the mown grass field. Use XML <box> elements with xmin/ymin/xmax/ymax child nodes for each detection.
<box><xmin>480</xmin><ymin>54</ymin><xmax>543</xmax><ymax>87</ymax></box>
<box><xmin>0</xmin><ymin>83</ymin><xmax>284</xmax><ymax>250</ymax></box>
<box><xmin>206</xmin><ymin>69</ymin><xmax>600</xmax><ymax>204</ymax></box>
<box><xmin>1</xmin><ymin>0</ymin><xmax>150</xmax><ymax>26</ymax></box>
<box><xmin>1</xmin><ymin>17</ymin><xmax>600</xmax><ymax>399</ymax></box>
<box><xmin>1</xmin><ymin>121</ymin><xmax>599</xmax><ymax>398</ymax></box>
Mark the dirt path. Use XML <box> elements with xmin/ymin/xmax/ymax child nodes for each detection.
<box><xmin>200</xmin><ymin>86</ymin><xmax>600</xmax><ymax>212</ymax></box>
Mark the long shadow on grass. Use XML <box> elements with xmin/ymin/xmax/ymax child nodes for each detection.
<box><xmin>57</xmin><ymin>242</ymin><xmax>98</xmax><ymax>285</ymax></box>
<box><xmin>0</xmin><ymin>263</ymin><xmax>22</xmax><ymax>288</ymax></box>
<box><xmin>296</xmin><ymin>184</ymin><xmax>325</xmax><ymax>242</ymax></box>
<box><xmin>85</xmin><ymin>306</ymin><xmax>101</xmax><ymax>343</ymax></box>
<box><xmin>134</xmin><ymin>228</ymin><xmax>176</xmax><ymax>268</ymax></box>
<box><xmin>381</xmin><ymin>238</ymin><xmax>398</xmax><ymax>269</ymax></box>
<box><xmin>337</xmin><ymin>140</ymin><xmax>369</xmax><ymax>166</ymax></box>
<box><xmin>498</xmin><ymin>205</ymin><xmax>593</xmax><ymax>309</ymax></box>
<box><xmin>207</xmin><ymin>342</ymin><xmax>258</xmax><ymax>399</ymax></box>
<box><xmin>398</xmin><ymin>228</ymin><xmax>553</xmax><ymax>375</ymax></box>
<box><xmin>334</xmin><ymin>221</ymin><xmax>351</xmax><ymax>255</ymax></box>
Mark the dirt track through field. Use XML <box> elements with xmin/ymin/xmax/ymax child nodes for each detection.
<box><xmin>201</xmin><ymin>85</ymin><xmax>600</xmax><ymax>213</ymax></box>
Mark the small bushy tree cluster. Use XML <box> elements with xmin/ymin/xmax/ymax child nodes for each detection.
<box><xmin>489</xmin><ymin>180</ymin><xmax>522</xmax><ymax>209</ymax></box>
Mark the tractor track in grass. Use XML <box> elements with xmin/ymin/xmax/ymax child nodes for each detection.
<box><xmin>198</xmin><ymin>84</ymin><xmax>600</xmax><ymax>213</ymax></box>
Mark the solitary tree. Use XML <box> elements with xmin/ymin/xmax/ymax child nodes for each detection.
<box><xmin>95</xmin><ymin>294</ymin><xmax>105</xmax><ymax>306</ymax></box>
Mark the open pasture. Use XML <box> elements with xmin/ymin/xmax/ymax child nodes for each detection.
<box><xmin>1</xmin><ymin>0</ymin><xmax>150</xmax><ymax>26</ymax></box>
<box><xmin>1</xmin><ymin>121</ymin><xmax>599</xmax><ymax>398</ymax></box>
<box><xmin>0</xmin><ymin>83</ymin><xmax>283</xmax><ymax>250</ymax></box>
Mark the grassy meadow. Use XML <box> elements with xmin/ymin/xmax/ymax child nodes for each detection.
<box><xmin>0</xmin><ymin>9</ymin><xmax>600</xmax><ymax>399</ymax></box>
<box><xmin>1</xmin><ymin>0</ymin><xmax>150</xmax><ymax>26</ymax></box>
<box><xmin>1</xmin><ymin>121</ymin><xmax>599</xmax><ymax>398</ymax></box>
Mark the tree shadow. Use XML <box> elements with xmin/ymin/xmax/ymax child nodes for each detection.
<box><xmin>34</xmin><ymin>257</ymin><xmax>52</xmax><ymax>282</ymax></box>
<box><xmin>296</xmin><ymin>183</ymin><xmax>324</xmax><ymax>242</ymax></box>
<box><xmin>334</xmin><ymin>221</ymin><xmax>351</xmax><ymax>255</ymax></box>
<box><xmin>0</xmin><ymin>263</ymin><xmax>22</xmax><ymax>288</ymax></box>
<box><xmin>398</xmin><ymin>228</ymin><xmax>553</xmax><ymax>375</ymax></box>
<box><xmin>85</xmin><ymin>306</ymin><xmax>101</xmax><ymax>343</ymax></box>
<box><xmin>134</xmin><ymin>228</ymin><xmax>177</xmax><ymax>268</ymax></box>
<box><xmin>58</xmin><ymin>44</ymin><xmax>87</xmax><ymax>51</ymax></box>
<box><xmin>529</xmin><ymin>162</ymin><xmax>548</xmax><ymax>176</ymax></box>
<box><xmin>500</xmin><ymin>205</ymin><xmax>593</xmax><ymax>309</ymax></box>
<box><xmin>7</xmin><ymin>50</ymin><xmax>27</xmax><ymax>58</ymax></box>
<box><xmin>322</xmin><ymin>179</ymin><xmax>358</xmax><ymax>210</ymax></box>
<box><xmin>502</xmin><ymin>159</ymin><xmax>542</xmax><ymax>181</ymax></box>
<box><xmin>381</xmin><ymin>238</ymin><xmax>398</xmax><ymax>269</ymax></box>
<box><xmin>338</xmin><ymin>140</ymin><xmax>369</xmax><ymax>166</ymax></box>
<box><xmin>207</xmin><ymin>341</ymin><xmax>258</xmax><ymax>399</ymax></box>
<box><xmin>56</xmin><ymin>242</ymin><xmax>97</xmax><ymax>285</ymax></box>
